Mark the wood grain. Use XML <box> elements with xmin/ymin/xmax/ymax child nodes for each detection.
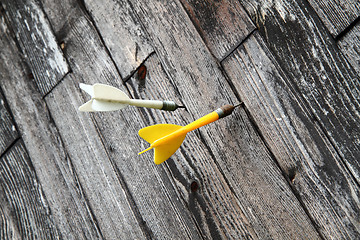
<box><xmin>306</xmin><ymin>0</ymin><xmax>360</xmax><ymax>37</ymax></box>
<box><xmin>128</xmin><ymin>0</ymin><xmax>321</xmax><ymax>238</ymax></box>
<box><xmin>83</xmin><ymin>0</ymin><xmax>154</xmax><ymax>79</ymax></box>
<box><xmin>223</xmin><ymin>31</ymin><xmax>360</xmax><ymax>239</ymax></box>
<box><xmin>0</xmin><ymin>15</ymin><xmax>103</xmax><ymax>240</ymax></box>
<box><xmin>239</xmin><ymin>0</ymin><xmax>360</xmax><ymax>183</ymax></box>
<box><xmin>180</xmin><ymin>0</ymin><xmax>255</xmax><ymax>61</ymax></box>
<box><xmin>2</xmin><ymin>0</ymin><xmax>69</xmax><ymax>96</ymax></box>
<box><xmin>56</xmin><ymin>15</ymin><xmax>202</xmax><ymax>239</ymax></box>
<box><xmin>0</xmin><ymin>140</ymin><xmax>61</xmax><ymax>239</ymax></box>
<box><xmin>0</xmin><ymin>87</ymin><xmax>18</xmax><ymax>156</ymax></box>
<box><xmin>338</xmin><ymin>21</ymin><xmax>360</xmax><ymax>75</ymax></box>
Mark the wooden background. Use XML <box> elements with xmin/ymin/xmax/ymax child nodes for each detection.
<box><xmin>0</xmin><ymin>0</ymin><xmax>359</xmax><ymax>239</ymax></box>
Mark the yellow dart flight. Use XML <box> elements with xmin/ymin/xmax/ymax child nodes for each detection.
<box><xmin>138</xmin><ymin>104</ymin><xmax>238</xmax><ymax>164</ymax></box>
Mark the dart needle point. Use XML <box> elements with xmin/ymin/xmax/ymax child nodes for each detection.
<box><xmin>138</xmin><ymin>146</ymin><xmax>153</xmax><ymax>155</ymax></box>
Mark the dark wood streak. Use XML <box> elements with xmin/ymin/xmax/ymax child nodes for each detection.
<box><xmin>223</xmin><ymin>31</ymin><xmax>360</xmax><ymax>239</ymax></box>
<box><xmin>180</xmin><ymin>0</ymin><xmax>255</xmax><ymax>61</ymax></box>
<box><xmin>306</xmin><ymin>0</ymin><xmax>360</xmax><ymax>38</ymax></box>
<box><xmin>338</xmin><ymin>21</ymin><xmax>360</xmax><ymax>75</ymax></box>
<box><xmin>0</xmin><ymin>86</ymin><xmax>18</xmax><ymax>156</ymax></box>
<box><xmin>239</xmin><ymin>0</ymin><xmax>360</xmax><ymax>184</ymax></box>
<box><xmin>1</xmin><ymin>0</ymin><xmax>69</xmax><ymax>96</ymax></box>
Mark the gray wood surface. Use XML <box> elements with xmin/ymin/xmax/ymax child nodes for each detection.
<box><xmin>128</xmin><ymin>0</ymin><xmax>321</xmax><ymax>238</ymax></box>
<box><xmin>306</xmin><ymin>0</ymin><xmax>360</xmax><ymax>37</ymax></box>
<box><xmin>223</xmin><ymin>31</ymin><xmax>360</xmax><ymax>239</ymax></box>
<box><xmin>0</xmin><ymin>87</ymin><xmax>18</xmax><ymax>156</ymax></box>
<box><xmin>0</xmin><ymin>140</ymin><xmax>60</xmax><ymax>239</ymax></box>
<box><xmin>2</xmin><ymin>0</ymin><xmax>69</xmax><ymax>96</ymax></box>
<box><xmin>338</xmin><ymin>21</ymin><xmax>360</xmax><ymax>75</ymax></box>
<box><xmin>55</xmin><ymin>14</ymin><xmax>202</xmax><ymax>239</ymax></box>
<box><xmin>180</xmin><ymin>0</ymin><xmax>255</xmax><ymax>61</ymax></box>
<box><xmin>239</xmin><ymin>0</ymin><xmax>360</xmax><ymax>183</ymax></box>
<box><xmin>83</xmin><ymin>0</ymin><xmax>154</xmax><ymax>79</ymax></box>
<box><xmin>0</xmin><ymin>15</ymin><xmax>103</xmax><ymax>240</ymax></box>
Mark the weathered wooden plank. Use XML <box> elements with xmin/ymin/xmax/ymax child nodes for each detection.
<box><xmin>179</xmin><ymin>0</ymin><xmax>255</xmax><ymax>61</ymax></box>
<box><xmin>0</xmin><ymin>140</ymin><xmax>61</xmax><ymax>239</ymax></box>
<box><xmin>83</xmin><ymin>0</ymin><xmax>154</xmax><ymax>79</ymax></box>
<box><xmin>0</xmin><ymin>205</ymin><xmax>21</xmax><ymax>239</ymax></box>
<box><xmin>338</xmin><ymin>21</ymin><xmax>360</xmax><ymax>75</ymax></box>
<box><xmin>239</xmin><ymin>0</ymin><xmax>360</xmax><ymax>183</ymax></box>
<box><xmin>0</xmin><ymin>15</ymin><xmax>103</xmax><ymax>240</ymax></box>
<box><xmin>306</xmin><ymin>0</ymin><xmax>360</xmax><ymax>37</ymax></box>
<box><xmin>1</xmin><ymin>0</ymin><xmax>69</xmax><ymax>96</ymax></box>
<box><xmin>55</xmin><ymin>14</ymin><xmax>202</xmax><ymax>239</ymax></box>
<box><xmin>0</xmin><ymin>88</ymin><xmax>18</xmax><ymax>156</ymax></box>
<box><xmin>223</xmin><ymin>31</ymin><xmax>360</xmax><ymax>239</ymax></box>
<box><xmin>128</xmin><ymin>0</ymin><xmax>321</xmax><ymax>238</ymax></box>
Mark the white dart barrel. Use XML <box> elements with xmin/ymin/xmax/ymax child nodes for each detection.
<box><xmin>128</xmin><ymin>99</ymin><xmax>164</xmax><ymax>109</ymax></box>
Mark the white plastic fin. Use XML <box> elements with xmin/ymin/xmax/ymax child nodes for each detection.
<box><xmin>79</xmin><ymin>83</ymin><xmax>94</xmax><ymax>97</ymax></box>
<box><xmin>92</xmin><ymin>99</ymin><xmax>128</xmax><ymax>111</ymax></box>
<box><xmin>79</xmin><ymin>100</ymin><xmax>95</xmax><ymax>112</ymax></box>
<box><xmin>93</xmin><ymin>84</ymin><xmax>130</xmax><ymax>102</ymax></box>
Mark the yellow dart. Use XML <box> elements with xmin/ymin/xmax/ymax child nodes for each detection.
<box><xmin>138</xmin><ymin>104</ymin><xmax>240</xmax><ymax>164</ymax></box>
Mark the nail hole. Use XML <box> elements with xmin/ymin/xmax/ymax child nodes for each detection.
<box><xmin>288</xmin><ymin>168</ymin><xmax>296</xmax><ymax>183</ymax></box>
<box><xmin>137</xmin><ymin>65</ymin><xmax>147</xmax><ymax>81</ymax></box>
<box><xmin>60</xmin><ymin>41</ymin><xmax>65</xmax><ymax>50</ymax></box>
<box><xmin>28</xmin><ymin>72</ymin><xmax>34</xmax><ymax>79</ymax></box>
<box><xmin>190</xmin><ymin>180</ymin><xmax>199</xmax><ymax>192</ymax></box>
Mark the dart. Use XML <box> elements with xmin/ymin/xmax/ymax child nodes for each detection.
<box><xmin>138</xmin><ymin>104</ymin><xmax>241</xmax><ymax>164</ymax></box>
<box><xmin>78</xmin><ymin>83</ymin><xmax>185</xmax><ymax>112</ymax></box>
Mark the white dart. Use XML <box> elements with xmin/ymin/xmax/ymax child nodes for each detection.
<box><xmin>78</xmin><ymin>83</ymin><xmax>184</xmax><ymax>112</ymax></box>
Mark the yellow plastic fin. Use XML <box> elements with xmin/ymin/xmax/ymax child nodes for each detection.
<box><xmin>153</xmin><ymin>134</ymin><xmax>186</xmax><ymax>164</ymax></box>
<box><xmin>138</xmin><ymin>124</ymin><xmax>182</xmax><ymax>144</ymax></box>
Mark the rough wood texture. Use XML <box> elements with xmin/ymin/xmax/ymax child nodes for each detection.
<box><xmin>0</xmin><ymin>15</ymin><xmax>103</xmax><ymax>240</ymax></box>
<box><xmin>180</xmin><ymin>0</ymin><xmax>255</xmax><ymax>61</ymax></box>
<box><xmin>306</xmin><ymin>0</ymin><xmax>360</xmax><ymax>37</ymax></box>
<box><xmin>239</xmin><ymin>0</ymin><xmax>360</xmax><ymax>183</ymax></box>
<box><xmin>128</xmin><ymin>0</ymin><xmax>321</xmax><ymax>238</ymax></box>
<box><xmin>83</xmin><ymin>0</ymin><xmax>154</xmax><ymax>79</ymax></box>
<box><xmin>0</xmin><ymin>87</ymin><xmax>18</xmax><ymax>156</ymax></box>
<box><xmin>1</xmin><ymin>0</ymin><xmax>69</xmax><ymax>96</ymax></box>
<box><xmin>338</xmin><ymin>21</ymin><xmax>360</xmax><ymax>74</ymax></box>
<box><xmin>55</xmin><ymin>15</ymin><xmax>202</xmax><ymax>239</ymax></box>
<box><xmin>0</xmin><ymin>140</ymin><xmax>60</xmax><ymax>239</ymax></box>
<box><xmin>223</xmin><ymin>31</ymin><xmax>360</xmax><ymax>239</ymax></box>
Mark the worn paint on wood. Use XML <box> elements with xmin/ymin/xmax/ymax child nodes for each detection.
<box><xmin>83</xmin><ymin>0</ymin><xmax>154</xmax><ymax>79</ymax></box>
<box><xmin>2</xmin><ymin>0</ymin><xmax>69</xmax><ymax>96</ymax></box>
<box><xmin>306</xmin><ymin>0</ymin><xmax>360</xmax><ymax>37</ymax></box>
<box><xmin>223</xmin><ymin>31</ymin><xmax>360</xmax><ymax>239</ymax></box>
<box><xmin>0</xmin><ymin>140</ymin><xmax>61</xmax><ymax>239</ymax></box>
<box><xmin>180</xmin><ymin>0</ymin><xmax>255</xmax><ymax>61</ymax></box>
<box><xmin>239</xmin><ymin>0</ymin><xmax>360</xmax><ymax>183</ymax></box>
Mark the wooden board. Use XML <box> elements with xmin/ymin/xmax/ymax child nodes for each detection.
<box><xmin>0</xmin><ymin>15</ymin><xmax>104</xmax><ymax>240</ymax></box>
<box><xmin>338</xmin><ymin>21</ymin><xmax>360</xmax><ymax>74</ymax></box>
<box><xmin>239</xmin><ymin>0</ymin><xmax>360</xmax><ymax>183</ymax></box>
<box><xmin>180</xmin><ymin>0</ymin><xmax>255</xmax><ymax>61</ymax></box>
<box><xmin>83</xmin><ymin>0</ymin><xmax>154</xmax><ymax>79</ymax></box>
<box><xmin>1</xmin><ymin>0</ymin><xmax>69</xmax><ymax>96</ymax></box>
<box><xmin>0</xmin><ymin>140</ymin><xmax>60</xmax><ymax>239</ymax></box>
<box><xmin>0</xmin><ymin>87</ymin><xmax>18</xmax><ymax>156</ymax></box>
<box><xmin>223</xmin><ymin>31</ymin><xmax>360</xmax><ymax>239</ymax></box>
<box><xmin>127</xmin><ymin>0</ymin><xmax>321</xmax><ymax>238</ymax></box>
<box><xmin>306</xmin><ymin>0</ymin><xmax>360</xmax><ymax>37</ymax></box>
<box><xmin>52</xmin><ymin>15</ymin><xmax>202</xmax><ymax>239</ymax></box>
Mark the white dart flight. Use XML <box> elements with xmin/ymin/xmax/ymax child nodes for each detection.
<box><xmin>78</xmin><ymin>83</ymin><xmax>184</xmax><ymax>112</ymax></box>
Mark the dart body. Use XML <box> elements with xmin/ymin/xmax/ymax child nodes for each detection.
<box><xmin>139</xmin><ymin>104</ymin><xmax>236</xmax><ymax>164</ymax></box>
<box><xmin>79</xmin><ymin>83</ymin><xmax>183</xmax><ymax>112</ymax></box>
